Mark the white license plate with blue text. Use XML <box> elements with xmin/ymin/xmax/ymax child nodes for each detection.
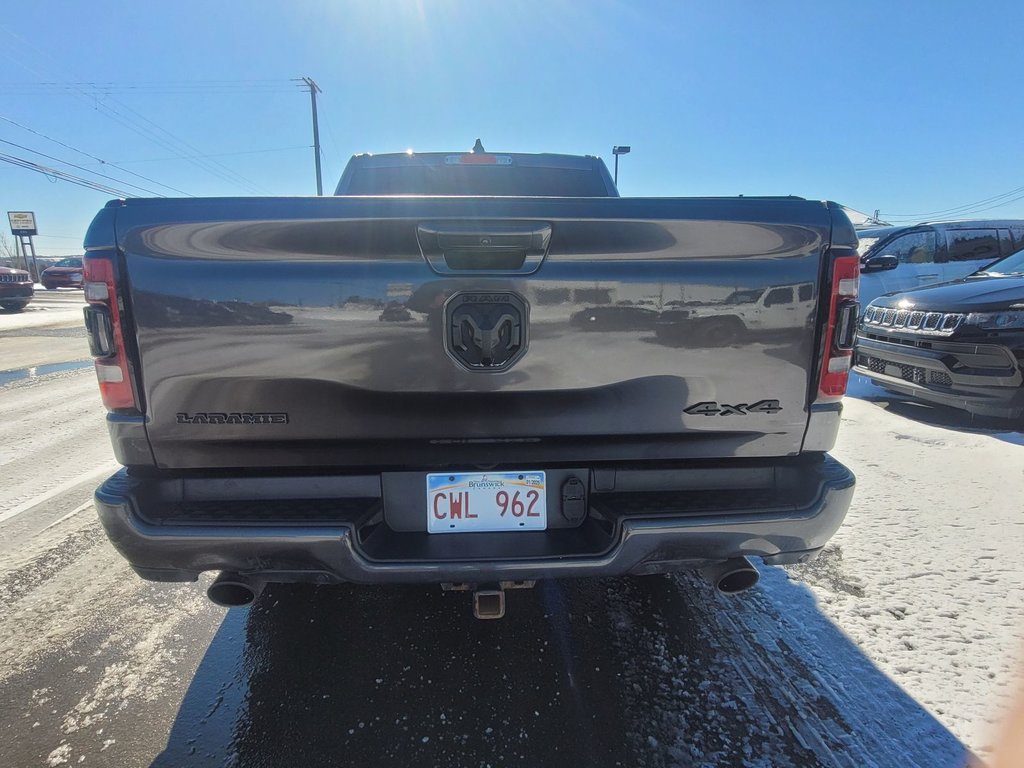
<box><xmin>426</xmin><ymin>471</ymin><xmax>547</xmax><ymax>534</ymax></box>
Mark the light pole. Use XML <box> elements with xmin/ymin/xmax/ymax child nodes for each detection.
<box><xmin>612</xmin><ymin>145</ymin><xmax>631</xmax><ymax>187</ymax></box>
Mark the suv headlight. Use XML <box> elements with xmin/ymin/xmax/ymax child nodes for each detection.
<box><xmin>965</xmin><ymin>311</ymin><xmax>1024</xmax><ymax>330</ymax></box>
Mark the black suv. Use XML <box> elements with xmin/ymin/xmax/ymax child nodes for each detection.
<box><xmin>855</xmin><ymin>247</ymin><xmax>1024</xmax><ymax>421</ymax></box>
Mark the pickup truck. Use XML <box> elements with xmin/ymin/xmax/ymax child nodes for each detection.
<box><xmin>656</xmin><ymin>282</ymin><xmax>818</xmax><ymax>346</ymax></box>
<box><xmin>84</xmin><ymin>146</ymin><xmax>858</xmax><ymax>617</ymax></box>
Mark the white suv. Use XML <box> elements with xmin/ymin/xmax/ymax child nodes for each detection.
<box><xmin>858</xmin><ymin>220</ymin><xmax>1024</xmax><ymax>310</ymax></box>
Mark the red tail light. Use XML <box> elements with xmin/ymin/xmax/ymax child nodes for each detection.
<box><xmin>817</xmin><ymin>252</ymin><xmax>860</xmax><ymax>401</ymax></box>
<box><xmin>83</xmin><ymin>252</ymin><xmax>138</xmax><ymax>411</ymax></box>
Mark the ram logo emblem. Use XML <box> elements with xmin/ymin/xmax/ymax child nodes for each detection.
<box><xmin>444</xmin><ymin>292</ymin><xmax>529</xmax><ymax>372</ymax></box>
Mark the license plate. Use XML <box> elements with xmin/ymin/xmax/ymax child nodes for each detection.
<box><xmin>426</xmin><ymin>471</ymin><xmax>546</xmax><ymax>534</ymax></box>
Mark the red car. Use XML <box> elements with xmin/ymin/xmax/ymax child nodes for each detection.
<box><xmin>0</xmin><ymin>266</ymin><xmax>33</xmax><ymax>311</ymax></box>
<box><xmin>41</xmin><ymin>257</ymin><xmax>84</xmax><ymax>290</ymax></box>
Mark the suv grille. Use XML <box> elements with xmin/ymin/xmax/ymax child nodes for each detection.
<box><xmin>857</xmin><ymin>354</ymin><xmax>954</xmax><ymax>388</ymax></box>
<box><xmin>858</xmin><ymin>354</ymin><xmax>927</xmax><ymax>385</ymax></box>
<box><xmin>864</xmin><ymin>356</ymin><xmax>886</xmax><ymax>374</ymax></box>
<box><xmin>0</xmin><ymin>273</ymin><xmax>30</xmax><ymax>283</ymax></box>
<box><xmin>863</xmin><ymin>306</ymin><xmax>964</xmax><ymax>335</ymax></box>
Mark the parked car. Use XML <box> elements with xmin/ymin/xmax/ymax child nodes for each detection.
<box><xmin>41</xmin><ymin>257</ymin><xmax>84</xmax><ymax>290</ymax></box>
<box><xmin>855</xmin><ymin>247</ymin><xmax>1024</xmax><ymax>421</ymax></box>
<box><xmin>0</xmin><ymin>266</ymin><xmax>34</xmax><ymax>312</ymax></box>
<box><xmin>858</xmin><ymin>220</ymin><xmax>1024</xmax><ymax>311</ymax></box>
<box><xmin>84</xmin><ymin>147</ymin><xmax>858</xmax><ymax>615</ymax></box>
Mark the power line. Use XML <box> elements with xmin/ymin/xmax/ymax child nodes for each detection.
<box><xmin>0</xmin><ymin>79</ymin><xmax>297</xmax><ymax>89</ymax></box>
<box><xmin>0</xmin><ymin>114</ymin><xmax>193</xmax><ymax>196</ymax></box>
<box><xmin>320</xmin><ymin>105</ymin><xmax>344</xmax><ymax>174</ymax></box>
<box><xmin>0</xmin><ymin>27</ymin><xmax>312</xmax><ymax>197</ymax></box>
<box><xmin>0</xmin><ymin>152</ymin><xmax>137</xmax><ymax>197</ymax></box>
<box><xmin>0</xmin><ymin>80</ymin><xmax>302</xmax><ymax>98</ymax></box>
<box><xmin>935</xmin><ymin>190</ymin><xmax>1024</xmax><ymax>218</ymax></box>
<box><xmin>88</xmin><ymin>145</ymin><xmax>311</xmax><ymax>164</ymax></box>
<box><xmin>0</xmin><ymin>87</ymin><xmax>299</xmax><ymax>95</ymax></box>
<box><xmin>0</xmin><ymin>136</ymin><xmax>167</xmax><ymax>196</ymax></box>
<box><xmin>107</xmin><ymin>93</ymin><xmax>274</xmax><ymax>194</ymax></box>
<box><xmin>0</xmin><ymin>27</ymin><xmax>269</xmax><ymax>195</ymax></box>
<box><xmin>883</xmin><ymin>183</ymin><xmax>1024</xmax><ymax>220</ymax></box>
<box><xmin>883</xmin><ymin>193</ymin><xmax>1024</xmax><ymax>221</ymax></box>
<box><xmin>78</xmin><ymin>92</ymin><xmax>270</xmax><ymax>194</ymax></box>
<box><xmin>884</xmin><ymin>186</ymin><xmax>1024</xmax><ymax>219</ymax></box>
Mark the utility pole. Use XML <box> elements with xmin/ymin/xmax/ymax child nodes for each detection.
<box><xmin>300</xmin><ymin>77</ymin><xmax>323</xmax><ymax>195</ymax></box>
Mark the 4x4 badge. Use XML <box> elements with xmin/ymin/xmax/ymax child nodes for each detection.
<box><xmin>684</xmin><ymin>400</ymin><xmax>783</xmax><ymax>416</ymax></box>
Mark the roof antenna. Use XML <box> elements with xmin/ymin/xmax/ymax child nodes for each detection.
<box><xmin>471</xmin><ymin>138</ymin><xmax>486</xmax><ymax>154</ymax></box>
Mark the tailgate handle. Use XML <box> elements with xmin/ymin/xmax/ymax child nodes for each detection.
<box><xmin>416</xmin><ymin>221</ymin><xmax>552</xmax><ymax>275</ymax></box>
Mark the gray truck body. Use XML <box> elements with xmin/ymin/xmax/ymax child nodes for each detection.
<box><xmin>86</xmin><ymin>151</ymin><xmax>857</xmax><ymax>590</ymax></box>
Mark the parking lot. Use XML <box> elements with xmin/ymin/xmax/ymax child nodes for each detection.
<box><xmin>0</xmin><ymin>293</ymin><xmax>1021</xmax><ymax>767</ymax></box>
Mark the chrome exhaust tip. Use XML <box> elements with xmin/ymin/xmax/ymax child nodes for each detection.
<box><xmin>207</xmin><ymin>572</ymin><xmax>265</xmax><ymax>607</ymax></box>
<box><xmin>700</xmin><ymin>557</ymin><xmax>759</xmax><ymax>595</ymax></box>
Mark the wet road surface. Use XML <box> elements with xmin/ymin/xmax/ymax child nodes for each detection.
<box><xmin>0</xmin><ymin>316</ymin><xmax>975</xmax><ymax>767</ymax></box>
<box><xmin>0</xmin><ymin>552</ymin><xmax>966</xmax><ymax>768</ymax></box>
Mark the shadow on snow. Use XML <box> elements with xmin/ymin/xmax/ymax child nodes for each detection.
<box><xmin>845</xmin><ymin>373</ymin><xmax>1022</xmax><ymax>446</ymax></box>
<box><xmin>150</xmin><ymin>568</ymin><xmax>967</xmax><ymax>768</ymax></box>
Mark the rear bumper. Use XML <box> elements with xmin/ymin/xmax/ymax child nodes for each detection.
<box><xmin>94</xmin><ymin>457</ymin><xmax>856</xmax><ymax>585</ymax></box>
<box><xmin>854</xmin><ymin>334</ymin><xmax>1024</xmax><ymax>419</ymax></box>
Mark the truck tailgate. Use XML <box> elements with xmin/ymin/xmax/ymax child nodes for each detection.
<box><xmin>105</xmin><ymin>196</ymin><xmax>842</xmax><ymax>469</ymax></box>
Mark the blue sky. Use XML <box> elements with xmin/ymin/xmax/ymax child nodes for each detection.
<box><xmin>2</xmin><ymin>0</ymin><xmax>1023</xmax><ymax>254</ymax></box>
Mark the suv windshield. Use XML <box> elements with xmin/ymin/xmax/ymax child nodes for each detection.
<box><xmin>856</xmin><ymin>237</ymin><xmax>880</xmax><ymax>257</ymax></box>
<box><xmin>978</xmin><ymin>247</ymin><xmax>1024</xmax><ymax>275</ymax></box>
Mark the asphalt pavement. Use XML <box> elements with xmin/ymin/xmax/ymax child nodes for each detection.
<box><xmin>0</xmin><ymin>299</ymin><xmax>980</xmax><ymax>767</ymax></box>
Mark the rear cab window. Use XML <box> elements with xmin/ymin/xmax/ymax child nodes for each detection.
<box><xmin>339</xmin><ymin>153</ymin><xmax>614</xmax><ymax>196</ymax></box>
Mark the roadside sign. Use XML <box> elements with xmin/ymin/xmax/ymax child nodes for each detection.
<box><xmin>8</xmin><ymin>211</ymin><xmax>37</xmax><ymax>236</ymax></box>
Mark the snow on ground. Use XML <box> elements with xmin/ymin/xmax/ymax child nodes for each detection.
<box><xmin>1</xmin><ymin>343</ymin><xmax>1020</xmax><ymax>765</ymax></box>
<box><xmin>0</xmin><ymin>290</ymin><xmax>85</xmax><ymax>333</ymax></box>
<box><xmin>608</xmin><ymin>571</ymin><xmax>967</xmax><ymax>768</ymax></box>
<box><xmin>779</xmin><ymin>374</ymin><xmax>1024</xmax><ymax>758</ymax></box>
